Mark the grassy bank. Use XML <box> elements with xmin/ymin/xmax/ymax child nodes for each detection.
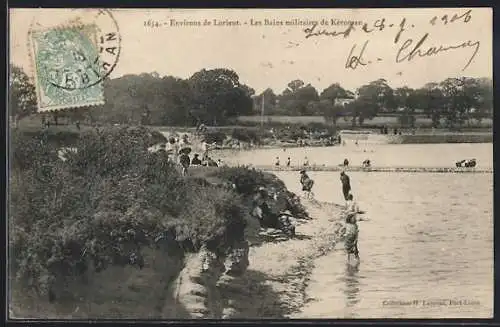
<box><xmin>236</xmin><ymin>115</ymin><xmax>493</xmax><ymax>130</ymax></box>
<box><xmin>14</xmin><ymin>115</ymin><xmax>492</xmax><ymax>154</ymax></box>
<box><xmin>387</xmin><ymin>133</ymin><xmax>493</xmax><ymax>144</ymax></box>
<box><xmin>9</xmin><ymin>125</ymin><xmax>311</xmax><ymax>318</ymax></box>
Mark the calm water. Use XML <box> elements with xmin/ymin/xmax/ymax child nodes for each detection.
<box><xmin>217</xmin><ymin>143</ymin><xmax>493</xmax><ymax>169</ymax></box>
<box><xmin>218</xmin><ymin>143</ymin><xmax>494</xmax><ymax>318</ymax></box>
<box><xmin>275</xmin><ymin>171</ymin><xmax>493</xmax><ymax>318</ymax></box>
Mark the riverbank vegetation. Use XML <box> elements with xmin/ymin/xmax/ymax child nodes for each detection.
<box><xmin>9</xmin><ymin>125</ymin><xmax>308</xmax><ymax>316</ymax></box>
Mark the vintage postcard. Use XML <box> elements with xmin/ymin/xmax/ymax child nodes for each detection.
<box><xmin>8</xmin><ymin>8</ymin><xmax>493</xmax><ymax>319</ymax></box>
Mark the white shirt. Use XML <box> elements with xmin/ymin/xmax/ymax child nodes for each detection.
<box><xmin>346</xmin><ymin>200</ymin><xmax>359</xmax><ymax>213</ymax></box>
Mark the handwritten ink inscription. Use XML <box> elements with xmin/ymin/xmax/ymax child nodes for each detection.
<box><xmin>396</xmin><ymin>33</ymin><xmax>480</xmax><ymax>71</ymax></box>
<box><xmin>345</xmin><ymin>41</ymin><xmax>370</xmax><ymax>70</ymax></box>
<box><xmin>302</xmin><ymin>9</ymin><xmax>480</xmax><ymax>72</ymax></box>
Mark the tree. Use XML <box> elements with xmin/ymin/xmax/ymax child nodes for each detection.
<box><xmin>310</xmin><ymin>100</ymin><xmax>344</xmax><ymax>126</ymax></box>
<box><xmin>471</xmin><ymin>77</ymin><xmax>492</xmax><ymax>124</ymax></box>
<box><xmin>189</xmin><ymin>68</ymin><xmax>254</xmax><ymax>125</ymax></box>
<box><xmin>394</xmin><ymin>87</ymin><xmax>417</xmax><ymax>127</ymax></box>
<box><xmin>253</xmin><ymin>88</ymin><xmax>277</xmax><ymax>114</ymax></box>
<box><xmin>287</xmin><ymin>79</ymin><xmax>305</xmax><ymax>93</ymax></box>
<box><xmin>279</xmin><ymin>81</ymin><xmax>319</xmax><ymax>115</ymax></box>
<box><xmin>350</xmin><ymin>79</ymin><xmax>396</xmax><ymax>126</ymax></box>
<box><xmin>320</xmin><ymin>83</ymin><xmax>352</xmax><ymax>105</ymax></box>
<box><xmin>420</xmin><ymin>82</ymin><xmax>445</xmax><ymax>128</ymax></box>
<box><xmin>9</xmin><ymin>65</ymin><xmax>37</xmax><ymax>128</ymax></box>
<box><xmin>439</xmin><ymin>77</ymin><xmax>481</xmax><ymax>129</ymax></box>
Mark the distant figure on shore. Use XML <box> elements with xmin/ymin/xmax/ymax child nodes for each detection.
<box><xmin>300</xmin><ymin>170</ymin><xmax>315</xmax><ymax>199</ymax></box>
<box><xmin>456</xmin><ymin>158</ymin><xmax>477</xmax><ymax>168</ymax></box>
<box><xmin>206</xmin><ymin>157</ymin><xmax>218</xmax><ymax>167</ymax></box>
<box><xmin>181</xmin><ymin>134</ymin><xmax>190</xmax><ymax>145</ymax></box>
<box><xmin>217</xmin><ymin>159</ymin><xmax>223</xmax><ymax>167</ymax></box>
<box><xmin>191</xmin><ymin>153</ymin><xmax>202</xmax><ymax>165</ymax></box>
<box><xmin>343</xmin><ymin>158</ymin><xmax>349</xmax><ymax>167</ymax></box>
<box><xmin>340</xmin><ymin>171</ymin><xmax>351</xmax><ymax>206</ymax></box>
<box><xmin>179</xmin><ymin>153</ymin><xmax>191</xmax><ymax>176</ymax></box>
<box><xmin>355</xmin><ymin>139</ymin><xmax>358</xmax><ymax>146</ymax></box>
<box><xmin>275</xmin><ymin>157</ymin><xmax>280</xmax><ymax>166</ymax></box>
<box><xmin>362</xmin><ymin>159</ymin><xmax>371</xmax><ymax>168</ymax></box>
<box><xmin>303</xmin><ymin>156</ymin><xmax>309</xmax><ymax>166</ymax></box>
<box><xmin>286</xmin><ymin>157</ymin><xmax>291</xmax><ymax>167</ymax></box>
<box><xmin>466</xmin><ymin>159</ymin><xmax>477</xmax><ymax>167</ymax></box>
<box><xmin>342</xmin><ymin>140</ymin><xmax>346</xmax><ymax>146</ymax></box>
<box><xmin>337</xmin><ymin>134</ymin><xmax>342</xmax><ymax>144</ymax></box>
<box><xmin>202</xmin><ymin>141</ymin><xmax>209</xmax><ymax>158</ymax></box>
<box><xmin>196</xmin><ymin>123</ymin><xmax>207</xmax><ymax>134</ymax></box>
<box><xmin>340</xmin><ymin>212</ymin><xmax>360</xmax><ymax>263</ymax></box>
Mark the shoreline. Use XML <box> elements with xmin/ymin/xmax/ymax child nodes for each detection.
<box><xmin>239</xmin><ymin>165</ymin><xmax>493</xmax><ymax>174</ymax></box>
<box><xmin>233</xmin><ymin>198</ymin><xmax>344</xmax><ymax>318</ymax></box>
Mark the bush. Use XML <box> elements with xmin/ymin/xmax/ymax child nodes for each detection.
<box><xmin>202</xmin><ymin>130</ymin><xmax>226</xmax><ymax>145</ymax></box>
<box><xmin>274</xmin><ymin>126</ymin><xmax>306</xmax><ymax>142</ymax></box>
<box><xmin>10</xmin><ymin>126</ymin><xmax>246</xmax><ymax>301</ymax></box>
<box><xmin>209</xmin><ymin>166</ymin><xmax>309</xmax><ymax>225</ymax></box>
<box><xmin>231</xmin><ymin>128</ymin><xmax>260</xmax><ymax>143</ymax></box>
<box><xmin>212</xmin><ymin>166</ymin><xmax>285</xmax><ymax>196</ymax></box>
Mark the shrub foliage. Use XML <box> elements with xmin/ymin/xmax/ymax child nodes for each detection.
<box><xmin>9</xmin><ymin>126</ymin><xmax>246</xmax><ymax>299</ymax></box>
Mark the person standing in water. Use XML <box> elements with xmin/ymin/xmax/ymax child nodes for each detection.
<box><xmin>346</xmin><ymin>193</ymin><xmax>359</xmax><ymax>213</ymax></box>
<box><xmin>340</xmin><ymin>171</ymin><xmax>351</xmax><ymax>206</ymax></box>
<box><xmin>299</xmin><ymin>170</ymin><xmax>315</xmax><ymax>199</ymax></box>
<box><xmin>345</xmin><ymin>193</ymin><xmax>369</xmax><ymax>221</ymax></box>
<box><xmin>340</xmin><ymin>212</ymin><xmax>360</xmax><ymax>262</ymax></box>
<box><xmin>286</xmin><ymin>157</ymin><xmax>291</xmax><ymax>167</ymax></box>
<box><xmin>303</xmin><ymin>156</ymin><xmax>309</xmax><ymax>166</ymax></box>
<box><xmin>275</xmin><ymin>157</ymin><xmax>280</xmax><ymax>166</ymax></box>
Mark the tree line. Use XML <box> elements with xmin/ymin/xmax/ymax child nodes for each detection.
<box><xmin>9</xmin><ymin>64</ymin><xmax>492</xmax><ymax>129</ymax></box>
<box><xmin>253</xmin><ymin>77</ymin><xmax>493</xmax><ymax>128</ymax></box>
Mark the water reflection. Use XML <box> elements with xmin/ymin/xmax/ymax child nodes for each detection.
<box><xmin>344</xmin><ymin>262</ymin><xmax>360</xmax><ymax>307</ymax></box>
<box><xmin>279</xmin><ymin>172</ymin><xmax>493</xmax><ymax>318</ymax></box>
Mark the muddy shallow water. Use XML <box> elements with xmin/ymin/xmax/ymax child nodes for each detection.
<box><xmin>216</xmin><ymin>143</ymin><xmax>493</xmax><ymax>169</ymax></box>
<box><xmin>219</xmin><ymin>143</ymin><xmax>494</xmax><ymax>318</ymax></box>
<box><xmin>277</xmin><ymin>171</ymin><xmax>493</xmax><ymax>319</ymax></box>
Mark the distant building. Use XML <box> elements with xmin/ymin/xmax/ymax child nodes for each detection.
<box><xmin>334</xmin><ymin>97</ymin><xmax>355</xmax><ymax>106</ymax></box>
<box><xmin>395</xmin><ymin>107</ymin><xmax>426</xmax><ymax>114</ymax></box>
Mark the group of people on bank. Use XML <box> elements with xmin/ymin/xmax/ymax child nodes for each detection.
<box><xmin>162</xmin><ymin>134</ymin><xmax>224</xmax><ymax>176</ymax></box>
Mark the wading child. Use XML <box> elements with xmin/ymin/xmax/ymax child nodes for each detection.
<box><xmin>300</xmin><ymin>170</ymin><xmax>315</xmax><ymax>199</ymax></box>
<box><xmin>345</xmin><ymin>193</ymin><xmax>369</xmax><ymax>221</ymax></box>
<box><xmin>340</xmin><ymin>212</ymin><xmax>360</xmax><ymax>262</ymax></box>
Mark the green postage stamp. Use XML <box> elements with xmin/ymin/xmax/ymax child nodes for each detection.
<box><xmin>28</xmin><ymin>10</ymin><xmax>121</xmax><ymax>111</ymax></box>
<box><xmin>29</xmin><ymin>25</ymin><xmax>105</xmax><ymax>111</ymax></box>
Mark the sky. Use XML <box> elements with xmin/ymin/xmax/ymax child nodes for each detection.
<box><xmin>10</xmin><ymin>8</ymin><xmax>492</xmax><ymax>94</ymax></box>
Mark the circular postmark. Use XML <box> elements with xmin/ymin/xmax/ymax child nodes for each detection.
<box><xmin>28</xmin><ymin>9</ymin><xmax>121</xmax><ymax>91</ymax></box>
